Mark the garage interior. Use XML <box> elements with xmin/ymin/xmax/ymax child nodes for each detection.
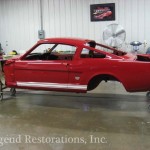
<box><xmin>1</xmin><ymin>83</ymin><xmax>150</xmax><ymax>150</ymax></box>
<box><xmin>0</xmin><ymin>0</ymin><xmax>150</xmax><ymax>150</ymax></box>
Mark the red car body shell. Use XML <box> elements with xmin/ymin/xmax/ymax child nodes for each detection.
<box><xmin>4</xmin><ymin>38</ymin><xmax>150</xmax><ymax>93</ymax></box>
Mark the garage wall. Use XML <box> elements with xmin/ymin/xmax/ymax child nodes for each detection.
<box><xmin>0</xmin><ymin>0</ymin><xmax>150</xmax><ymax>53</ymax></box>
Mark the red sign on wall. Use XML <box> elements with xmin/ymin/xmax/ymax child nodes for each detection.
<box><xmin>90</xmin><ymin>3</ymin><xmax>115</xmax><ymax>21</ymax></box>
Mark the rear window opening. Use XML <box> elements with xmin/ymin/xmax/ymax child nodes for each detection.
<box><xmin>86</xmin><ymin>41</ymin><xmax>127</xmax><ymax>56</ymax></box>
<box><xmin>136</xmin><ymin>55</ymin><xmax>150</xmax><ymax>62</ymax></box>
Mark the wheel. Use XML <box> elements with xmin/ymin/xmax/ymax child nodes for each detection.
<box><xmin>10</xmin><ymin>88</ymin><xmax>16</xmax><ymax>96</ymax></box>
<box><xmin>146</xmin><ymin>91</ymin><xmax>150</xmax><ymax>98</ymax></box>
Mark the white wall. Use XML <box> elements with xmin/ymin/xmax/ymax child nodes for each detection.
<box><xmin>0</xmin><ymin>0</ymin><xmax>150</xmax><ymax>54</ymax></box>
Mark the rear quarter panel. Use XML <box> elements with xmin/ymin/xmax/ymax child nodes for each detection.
<box><xmin>68</xmin><ymin>58</ymin><xmax>150</xmax><ymax>92</ymax></box>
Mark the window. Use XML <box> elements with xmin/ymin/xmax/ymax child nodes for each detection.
<box><xmin>51</xmin><ymin>44</ymin><xmax>76</xmax><ymax>55</ymax></box>
<box><xmin>80</xmin><ymin>48</ymin><xmax>106</xmax><ymax>59</ymax></box>
<box><xmin>25</xmin><ymin>44</ymin><xmax>76</xmax><ymax>60</ymax></box>
<box><xmin>31</xmin><ymin>44</ymin><xmax>55</xmax><ymax>54</ymax></box>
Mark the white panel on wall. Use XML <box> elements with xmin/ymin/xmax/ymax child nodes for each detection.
<box><xmin>145</xmin><ymin>0</ymin><xmax>150</xmax><ymax>48</ymax></box>
<box><xmin>131</xmin><ymin>0</ymin><xmax>138</xmax><ymax>41</ymax></box>
<box><xmin>0</xmin><ymin>0</ymin><xmax>150</xmax><ymax>53</ymax></box>
<box><xmin>65</xmin><ymin>0</ymin><xmax>73</xmax><ymax>37</ymax></box>
<box><xmin>46</xmin><ymin>0</ymin><xmax>56</xmax><ymax>37</ymax></box>
<box><xmin>124</xmin><ymin>0</ymin><xmax>132</xmax><ymax>44</ymax></box>
<box><xmin>76</xmin><ymin>0</ymin><xmax>84</xmax><ymax>37</ymax></box>
<box><xmin>138</xmin><ymin>0</ymin><xmax>145</xmax><ymax>42</ymax></box>
<box><xmin>59</xmin><ymin>0</ymin><xmax>67</xmax><ymax>37</ymax></box>
<box><xmin>0</xmin><ymin>0</ymin><xmax>40</xmax><ymax>54</ymax></box>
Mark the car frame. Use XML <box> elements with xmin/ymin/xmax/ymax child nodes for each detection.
<box><xmin>3</xmin><ymin>37</ymin><xmax>150</xmax><ymax>96</ymax></box>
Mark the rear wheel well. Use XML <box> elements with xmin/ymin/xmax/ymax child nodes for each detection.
<box><xmin>87</xmin><ymin>74</ymin><xmax>119</xmax><ymax>91</ymax></box>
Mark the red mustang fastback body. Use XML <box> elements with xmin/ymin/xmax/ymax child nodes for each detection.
<box><xmin>4</xmin><ymin>38</ymin><xmax>150</xmax><ymax>93</ymax></box>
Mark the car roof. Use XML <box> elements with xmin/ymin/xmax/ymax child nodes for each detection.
<box><xmin>38</xmin><ymin>37</ymin><xmax>94</xmax><ymax>46</ymax></box>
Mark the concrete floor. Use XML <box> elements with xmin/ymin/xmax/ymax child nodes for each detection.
<box><xmin>0</xmin><ymin>81</ymin><xmax>150</xmax><ymax>150</ymax></box>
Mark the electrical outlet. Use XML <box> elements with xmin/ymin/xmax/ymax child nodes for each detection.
<box><xmin>38</xmin><ymin>30</ymin><xmax>45</xmax><ymax>39</ymax></box>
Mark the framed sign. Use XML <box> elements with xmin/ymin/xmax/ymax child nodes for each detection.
<box><xmin>90</xmin><ymin>3</ymin><xmax>115</xmax><ymax>21</ymax></box>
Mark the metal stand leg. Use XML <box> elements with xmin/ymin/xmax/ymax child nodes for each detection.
<box><xmin>146</xmin><ymin>91</ymin><xmax>150</xmax><ymax>98</ymax></box>
<box><xmin>0</xmin><ymin>81</ymin><xmax>3</xmax><ymax>101</ymax></box>
<box><xmin>10</xmin><ymin>88</ymin><xmax>16</xmax><ymax>96</ymax></box>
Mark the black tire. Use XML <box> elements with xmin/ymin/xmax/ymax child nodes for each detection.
<box><xmin>10</xmin><ymin>88</ymin><xmax>16</xmax><ymax>96</ymax></box>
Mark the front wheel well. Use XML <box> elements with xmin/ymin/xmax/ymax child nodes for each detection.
<box><xmin>87</xmin><ymin>74</ymin><xmax>119</xmax><ymax>91</ymax></box>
